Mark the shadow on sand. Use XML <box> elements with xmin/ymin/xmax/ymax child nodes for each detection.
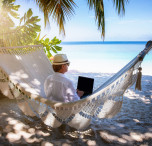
<box><xmin>0</xmin><ymin>75</ymin><xmax>152</xmax><ymax>146</ymax></box>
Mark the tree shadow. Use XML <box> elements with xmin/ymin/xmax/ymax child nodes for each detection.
<box><xmin>92</xmin><ymin>75</ymin><xmax>152</xmax><ymax>145</ymax></box>
<box><xmin>0</xmin><ymin>75</ymin><xmax>152</xmax><ymax>146</ymax></box>
<box><xmin>0</xmin><ymin>92</ymin><xmax>102</xmax><ymax>146</ymax></box>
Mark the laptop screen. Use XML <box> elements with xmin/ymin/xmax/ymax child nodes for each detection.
<box><xmin>77</xmin><ymin>76</ymin><xmax>94</xmax><ymax>94</ymax></box>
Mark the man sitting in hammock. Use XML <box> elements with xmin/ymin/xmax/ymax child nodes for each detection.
<box><xmin>44</xmin><ymin>54</ymin><xmax>84</xmax><ymax>102</ymax></box>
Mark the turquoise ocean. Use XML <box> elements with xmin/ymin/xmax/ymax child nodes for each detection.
<box><xmin>60</xmin><ymin>41</ymin><xmax>152</xmax><ymax>76</ymax></box>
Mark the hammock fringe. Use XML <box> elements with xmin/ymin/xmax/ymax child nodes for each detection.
<box><xmin>135</xmin><ymin>67</ymin><xmax>142</xmax><ymax>91</ymax></box>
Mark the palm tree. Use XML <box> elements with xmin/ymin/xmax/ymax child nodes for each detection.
<box><xmin>0</xmin><ymin>1</ymin><xmax>41</xmax><ymax>46</ymax></box>
<box><xmin>0</xmin><ymin>0</ymin><xmax>20</xmax><ymax>33</ymax></box>
<box><xmin>35</xmin><ymin>0</ymin><xmax>128</xmax><ymax>39</ymax></box>
<box><xmin>0</xmin><ymin>0</ymin><xmax>62</xmax><ymax>57</ymax></box>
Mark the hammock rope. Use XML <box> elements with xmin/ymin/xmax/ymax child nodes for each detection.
<box><xmin>0</xmin><ymin>41</ymin><xmax>152</xmax><ymax>130</ymax></box>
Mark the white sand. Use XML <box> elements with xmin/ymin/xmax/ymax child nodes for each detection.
<box><xmin>0</xmin><ymin>74</ymin><xmax>152</xmax><ymax>145</ymax></box>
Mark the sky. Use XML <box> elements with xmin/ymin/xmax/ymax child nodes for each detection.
<box><xmin>14</xmin><ymin>0</ymin><xmax>152</xmax><ymax>42</ymax></box>
<box><xmin>1</xmin><ymin>0</ymin><xmax>152</xmax><ymax>75</ymax></box>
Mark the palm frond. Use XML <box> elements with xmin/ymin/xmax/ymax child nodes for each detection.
<box><xmin>113</xmin><ymin>0</ymin><xmax>128</xmax><ymax>15</ymax></box>
<box><xmin>88</xmin><ymin>0</ymin><xmax>128</xmax><ymax>39</ymax></box>
<box><xmin>88</xmin><ymin>0</ymin><xmax>105</xmax><ymax>39</ymax></box>
<box><xmin>35</xmin><ymin>0</ymin><xmax>77</xmax><ymax>35</ymax></box>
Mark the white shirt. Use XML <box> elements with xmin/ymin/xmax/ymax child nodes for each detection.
<box><xmin>44</xmin><ymin>72</ymin><xmax>80</xmax><ymax>102</ymax></box>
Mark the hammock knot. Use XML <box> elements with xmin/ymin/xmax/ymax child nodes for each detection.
<box><xmin>135</xmin><ymin>67</ymin><xmax>142</xmax><ymax>91</ymax></box>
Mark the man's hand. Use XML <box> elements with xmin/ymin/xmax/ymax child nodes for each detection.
<box><xmin>77</xmin><ymin>89</ymin><xmax>84</xmax><ymax>97</ymax></box>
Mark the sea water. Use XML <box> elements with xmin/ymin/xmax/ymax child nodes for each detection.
<box><xmin>60</xmin><ymin>41</ymin><xmax>152</xmax><ymax>76</ymax></box>
<box><xmin>59</xmin><ymin>41</ymin><xmax>152</xmax><ymax>91</ymax></box>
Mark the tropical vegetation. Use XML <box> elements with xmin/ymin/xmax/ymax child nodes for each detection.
<box><xmin>35</xmin><ymin>35</ymin><xmax>62</xmax><ymax>59</ymax></box>
<box><xmin>0</xmin><ymin>0</ymin><xmax>62</xmax><ymax>59</ymax></box>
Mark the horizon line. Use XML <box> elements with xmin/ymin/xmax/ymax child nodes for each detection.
<box><xmin>61</xmin><ymin>41</ymin><xmax>147</xmax><ymax>45</ymax></box>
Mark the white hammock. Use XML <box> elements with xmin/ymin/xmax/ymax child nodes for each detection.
<box><xmin>0</xmin><ymin>41</ymin><xmax>152</xmax><ymax>130</ymax></box>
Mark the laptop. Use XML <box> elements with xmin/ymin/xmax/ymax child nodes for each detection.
<box><xmin>77</xmin><ymin>76</ymin><xmax>94</xmax><ymax>99</ymax></box>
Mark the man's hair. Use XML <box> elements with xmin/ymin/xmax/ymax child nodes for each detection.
<box><xmin>52</xmin><ymin>64</ymin><xmax>63</xmax><ymax>72</ymax></box>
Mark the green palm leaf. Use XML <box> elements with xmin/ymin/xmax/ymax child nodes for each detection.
<box><xmin>35</xmin><ymin>0</ymin><xmax>76</xmax><ymax>35</ymax></box>
<box><xmin>88</xmin><ymin>0</ymin><xmax>105</xmax><ymax>38</ymax></box>
<box><xmin>113</xmin><ymin>0</ymin><xmax>128</xmax><ymax>15</ymax></box>
<box><xmin>35</xmin><ymin>0</ymin><xmax>128</xmax><ymax>39</ymax></box>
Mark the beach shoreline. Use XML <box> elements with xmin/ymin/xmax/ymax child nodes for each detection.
<box><xmin>0</xmin><ymin>74</ymin><xmax>152</xmax><ymax>145</ymax></box>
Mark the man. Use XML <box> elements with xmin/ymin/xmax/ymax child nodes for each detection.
<box><xmin>44</xmin><ymin>54</ymin><xmax>84</xmax><ymax>102</ymax></box>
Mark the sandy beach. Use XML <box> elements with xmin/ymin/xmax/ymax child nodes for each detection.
<box><xmin>0</xmin><ymin>74</ymin><xmax>152</xmax><ymax>146</ymax></box>
<box><xmin>1</xmin><ymin>0</ymin><xmax>152</xmax><ymax>145</ymax></box>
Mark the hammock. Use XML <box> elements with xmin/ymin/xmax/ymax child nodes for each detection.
<box><xmin>0</xmin><ymin>41</ymin><xmax>152</xmax><ymax>130</ymax></box>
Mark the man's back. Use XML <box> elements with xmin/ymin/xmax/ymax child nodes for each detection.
<box><xmin>44</xmin><ymin>72</ymin><xmax>80</xmax><ymax>102</ymax></box>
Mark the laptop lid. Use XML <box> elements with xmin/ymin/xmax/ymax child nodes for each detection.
<box><xmin>77</xmin><ymin>76</ymin><xmax>94</xmax><ymax>94</ymax></box>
